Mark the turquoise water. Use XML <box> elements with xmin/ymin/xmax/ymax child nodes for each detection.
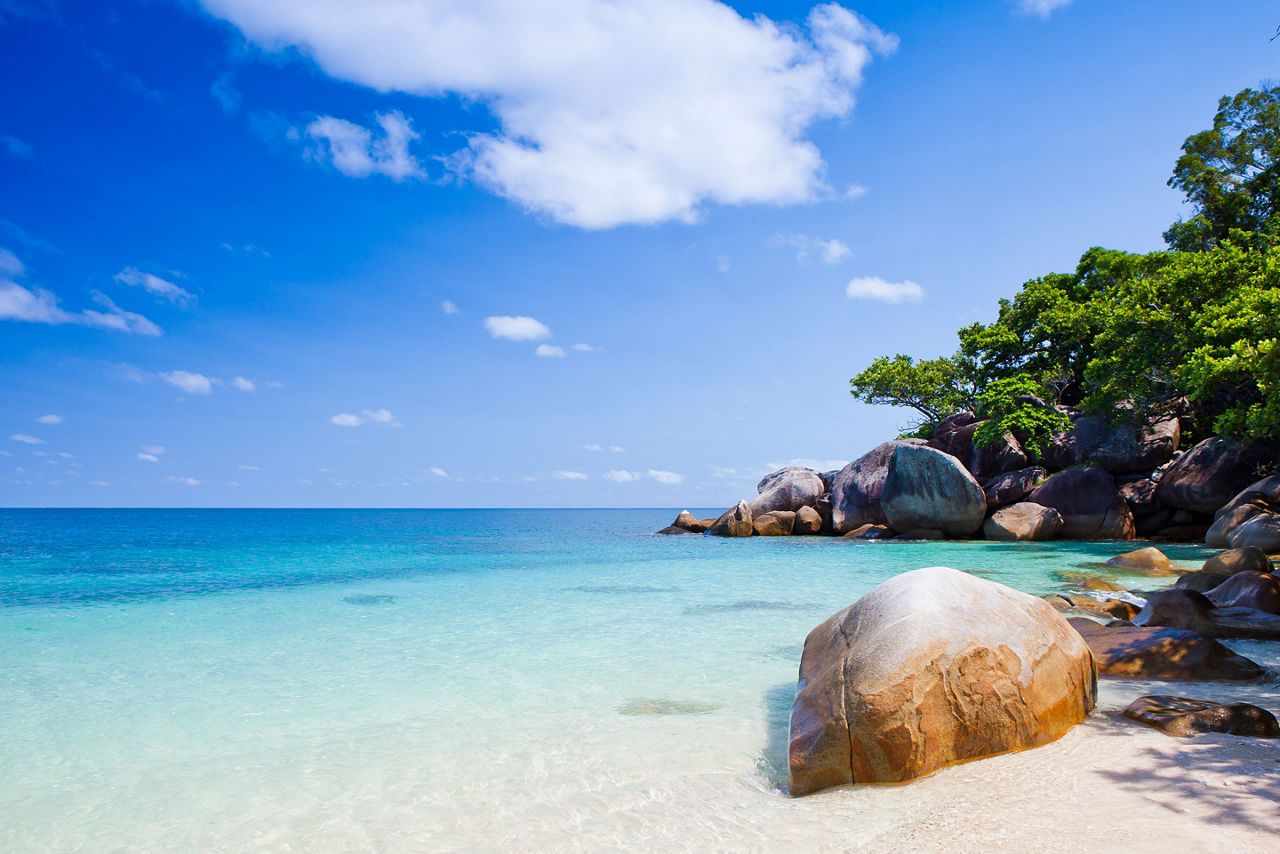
<box><xmin>0</xmin><ymin>510</ymin><xmax>1231</xmax><ymax>850</ymax></box>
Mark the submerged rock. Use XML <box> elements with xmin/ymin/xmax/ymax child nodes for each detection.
<box><xmin>1123</xmin><ymin>696</ymin><xmax>1279</xmax><ymax>737</ymax></box>
<box><xmin>881</xmin><ymin>445</ymin><xmax>987</xmax><ymax>538</ymax></box>
<box><xmin>788</xmin><ymin>567</ymin><xmax>1095</xmax><ymax>795</ymax></box>
<box><xmin>617</xmin><ymin>698</ymin><xmax>720</xmax><ymax>716</ymax></box>
<box><xmin>1066</xmin><ymin>618</ymin><xmax>1264</xmax><ymax>680</ymax></box>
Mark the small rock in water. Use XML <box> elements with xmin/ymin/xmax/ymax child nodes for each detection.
<box><xmin>342</xmin><ymin>594</ymin><xmax>398</xmax><ymax>606</ymax></box>
<box><xmin>1123</xmin><ymin>695</ymin><xmax>1280</xmax><ymax>737</ymax></box>
<box><xmin>617</xmin><ymin>698</ymin><xmax>720</xmax><ymax>716</ymax></box>
<box><xmin>686</xmin><ymin>600</ymin><xmax>817</xmax><ymax>614</ymax></box>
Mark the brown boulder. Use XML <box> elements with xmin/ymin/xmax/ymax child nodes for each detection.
<box><xmin>984</xmin><ymin>502</ymin><xmax>1064</xmax><ymax>541</ymax></box>
<box><xmin>927</xmin><ymin>411</ymin><xmax>980</xmax><ymax>459</ymax></box>
<box><xmin>1205</xmin><ymin>571</ymin><xmax>1280</xmax><ymax>614</ymax></box>
<box><xmin>1103</xmin><ymin>547</ymin><xmax>1183</xmax><ymax>576</ymax></box>
<box><xmin>793</xmin><ymin>505</ymin><xmax>822</xmax><ymax>535</ymax></box>
<box><xmin>1203</xmin><ymin>546</ymin><xmax>1273</xmax><ymax>576</ymax></box>
<box><xmin>842</xmin><ymin>523</ymin><xmax>892</xmax><ymax>539</ymax></box>
<box><xmin>1066</xmin><ymin>618</ymin><xmax>1265</xmax><ymax>680</ymax></box>
<box><xmin>1173</xmin><ymin>571</ymin><xmax>1232</xmax><ymax>594</ymax></box>
<box><xmin>1132</xmin><ymin>588</ymin><xmax>1280</xmax><ymax>639</ymax></box>
<box><xmin>1123</xmin><ymin>696</ymin><xmax>1279</xmax><ymax>738</ymax></box>
<box><xmin>1027</xmin><ymin>466</ymin><xmax>1135</xmax><ymax>540</ymax></box>
<box><xmin>749</xmin><ymin>467</ymin><xmax>824</xmax><ymax>517</ymax></box>
<box><xmin>1156</xmin><ymin>437</ymin><xmax>1276</xmax><ymax>514</ymax></box>
<box><xmin>704</xmin><ymin>501</ymin><xmax>753</xmax><ymax>537</ymax></box>
<box><xmin>983</xmin><ymin>466</ymin><xmax>1048</xmax><ymax>511</ymax></box>
<box><xmin>1205</xmin><ymin>474</ymin><xmax>1280</xmax><ymax>546</ymax></box>
<box><xmin>1229</xmin><ymin>513</ymin><xmax>1280</xmax><ymax>553</ymax></box>
<box><xmin>752</xmin><ymin>510</ymin><xmax>796</xmax><ymax>537</ymax></box>
<box><xmin>1047</xmin><ymin>594</ymin><xmax>1140</xmax><ymax>621</ymax></box>
<box><xmin>789</xmin><ymin>568</ymin><xmax>1095</xmax><ymax>794</ymax></box>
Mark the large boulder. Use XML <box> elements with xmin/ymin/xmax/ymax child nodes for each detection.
<box><xmin>880</xmin><ymin>445</ymin><xmax>987</xmax><ymax>538</ymax></box>
<box><xmin>1123</xmin><ymin>696</ymin><xmax>1280</xmax><ymax>738</ymax></box>
<box><xmin>927</xmin><ymin>411</ymin><xmax>980</xmax><ymax>459</ymax></box>
<box><xmin>793</xmin><ymin>506</ymin><xmax>822</xmax><ymax>535</ymax></box>
<box><xmin>1103</xmin><ymin>547</ymin><xmax>1182</xmax><ymax>575</ymax></box>
<box><xmin>1132</xmin><ymin>588</ymin><xmax>1280</xmax><ymax>639</ymax></box>
<box><xmin>927</xmin><ymin>413</ymin><xmax>1028</xmax><ymax>482</ymax></box>
<box><xmin>1156</xmin><ymin>437</ymin><xmax>1276</xmax><ymax>514</ymax></box>
<box><xmin>1229</xmin><ymin>514</ymin><xmax>1280</xmax><ymax>552</ymax></box>
<box><xmin>1205</xmin><ymin>476</ymin><xmax>1280</xmax><ymax>547</ymax></box>
<box><xmin>1117</xmin><ymin>476</ymin><xmax>1160</xmax><ymax>515</ymax></box>
<box><xmin>1066</xmin><ymin>618</ymin><xmax>1265</xmax><ymax>680</ymax></box>
<box><xmin>749</xmin><ymin>467</ymin><xmax>824</xmax><ymax>517</ymax></box>
<box><xmin>983</xmin><ymin>466</ymin><xmax>1048</xmax><ymax>511</ymax></box>
<box><xmin>704</xmin><ymin>501</ymin><xmax>753</xmax><ymax>537</ymax></box>
<box><xmin>1202</xmin><ymin>546</ymin><xmax>1273</xmax><ymax>576</ymax></box>
<box><xmin>1205</xmin><ymin>571</ymin><xmax>1280</xmax><ymax>614</ymax></box>
<box><xmin>1043</xmin><ymin>411</ymin><xmax>1180</xmax><ymax>473</ymax></box>
<box><xmin>1026</xmin><ymin>466</ymin><xmax>1135</xmax><ymax>540</ymax></box>
<box><xmin>829</xmin><ymin>440</ymin><xmax>926</xmax><ymax>534</ymax></box>
<box><xmin>984</xmin><ymin>502</ymin><xmax>1063</xmax><ymax>541</ymax></box>
<box><xmin>788</xmin><ymin>567</ymin><xmax>1096</xmax><ymax>794</ymax></box>
<box><xmin>753</xmin><ymin>510</ymin><xmax>796</xmax><ymax>537</ymax></box>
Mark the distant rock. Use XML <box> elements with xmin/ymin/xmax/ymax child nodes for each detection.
<box><xmin>829</xmin><ymin>440</ymin><xmax>925</xmax><ymax>535</ymax></box>
<box><xmin>881</xmin><ymin>445</ymin><xmax>987</xmax><ymax>538</ymax></box>
<box><xmin>1027</xmin><ymin>466</ymin><xmax>1135</xmax><ymax>540</ymax></box>
<box><xmin>983</xmin><ymin>466</ymin><xmax>1048</xmax><ymax>511</ymax></box>
<box><xmin>655</xmin><ymin>525</ymin><xmax>696</xmax><ymax>535</ymax></box>
<box><xmin>1043</xmin><ymin>411</ymin><xmax>1180</xmax><ymax>473</ymax></box>
<box><xmin>749</xmin><ymin>467</ymin><xmax>824</xmax><ymax>517</ymax></box>
<box><xmin>984</xmin><ymin>502</ymin><xmax>1063</xmax><ymax>541</ymax></box>
<box><xmin>788</xmin><ymin>567</ymin><xmax>1095</xmax><ymax>794</ymax></box>
<box><xmin>793</xmin><ymin>505</ymin><xmax>823</xmax><ymax>535</ymax></box>
<box><xmin>1156</xmin><ymin>437</ymin><xmax>1276</xmax><ymax>514</ymax></box>
<box><xmin>753</xmin><ymin>510</ymin><xmax>796</xmax><ymax>537</ymax></box>
<box><xmin>1104</xmin><ymin>547</ymin><xmax>1182</xmax><ymax>575</ymax></box>
<box><xmin>1066</xmin><ymin>618</ymin><xmax>1265</xmax><ymax>680</ymax></box>
<box><xmin>1123</xmin><ymin>696</ymin><xmax>1279</xmax><ymax>738</ymax></box>
<box><xmin>705</xmin><ymin>500</ymin><xmax>753</xmax><ymax>537</ymax></box>
<box><xmin>843</xmin><ymin>523</ymin><xmax>892</xmax><ymax>539</ymax></box>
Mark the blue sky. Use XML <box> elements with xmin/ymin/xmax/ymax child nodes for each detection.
<box><xmin>1</xmin><ymin>0</ymin><xmax>1276</xmax><ymax>508</ymax></box>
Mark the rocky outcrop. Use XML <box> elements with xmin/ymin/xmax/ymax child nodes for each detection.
<box><xmin>749</xmin><ymin>467</ymin><xmax>824</xmax><ymax>517</ymax></box>
<box><xmin>927</xmin><ymin>411</ymin><xmax>980</xmax><ymax>460</ymax></box>
<box><xmin>984</xmin><ymin>502</ymin><xmax>1063</xmax><ymax>541</ymax></box>
<box><xmin>788</xmin><ymin>567</ymin><xmax>1095</xmax><ymax>794</ymax></box>
<box><xmin>1132</xmin><ymin>588</ymin><xmax>1280</xmax><ymax>639</ymax></box>
<box><xmin>1044</xmin><ymin>411</ymin><xmax>1180</xmax><ymax>473</ymax></box>
<box><xmin>983</xmin><ymin>466</ymin><xmax>1048</xmax><ymax>510</ymax></box>
<box><xmin>927</xmin><ymin>412</ymin><xmax>1028</xmax><ymax>482</ymax></box>
<box><xmin>1229</xmin><ymin>514</ymin><xmax>1280</xmax><ymax>552</ymax></box>
<box><xmin>829</xmin><ymin>440</ymin><xmax>925</xmax><ymax>535</ymax></box>
<box><xmin>1123</xmin><ymin>696</ymin><xmax>1279</xmax><ymax>737</ymax></box>
<box><xmin>1066</xmin><ymin>618</ymin><xmax>1265</xmax><ymax>680</ymax></box>
<box><xmin>655</xmin><ymin>525</ymin><xmax>695</xmax><ymax>535</ymax></box>
<box><xmin>1156</xmin><ymin>437</ymin><xmax>1276</xmax><ymax>514</ymax></box>
<box><xmin>881</xmin><ymin>445</ymin><xmax>987</xmax><ymax>538</ymax></box>
<box><xmin>1026</xmin><ymin>467</ymin><xmax>1135</xmax><ymax>540</ymax></box>
<box><xmin>1206</xmin><ymin>475</ymin><xmax>1280</xmax><ymax>547</ymax></box>
<box><xmin>1205</xmin><ymin>571</ymin><xmax>1280</xmax><ymax>614</ymax></box>
<box><xmin>793</xmin><ymin>506</ymin><xmax>822</xmax><ymax>535</ymax></box>
<box><xmin>753</xmin><ymin>510</ymin><xmax>796</xmax><ymax>536</ymax></box>
<box><xmin>705</xmin><ymin>501</ymin><xmax>753</xmax><ymax>537</ymax></box>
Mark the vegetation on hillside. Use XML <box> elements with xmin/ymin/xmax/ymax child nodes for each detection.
<box><xmin>851</xmin><ymin>85</ymin><xmax>1280</xmax><ymax>450</ymax></box>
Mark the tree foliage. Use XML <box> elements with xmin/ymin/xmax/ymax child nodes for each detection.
<box><xmin>850</xmin><ymin>84</ymin><xmax>1280</xmax><ymax>448</ymax></box>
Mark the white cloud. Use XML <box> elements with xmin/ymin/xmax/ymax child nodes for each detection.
<box><xmin>0</xmin><ymin>449</ymin><xmax>10</xmax><ymax>457</ymax></box>
<box><xmin>330</xmin><ymin>413</ymin><xmax>363</xmax><ymax>427</ymax></box>
<box><xmin>305</xmin><ymin>111</ymin><xmax>425</xmax><ymax>181</ymax></box>
<box><xmin>230</xmin><ymin>376</ymin><xmax>256</xmax><ymax>392</ymax></box>
<box><xmin>845</xmin><ymin>276</ymin><xmax>924</xmax><ymax>304</ymax></box>
<box><xmin>89</xmin><ymin>480</ymin><xmax>110</xmax><ymax>486</ymax></box>
<box><xmin>167</xmin><ymin>476</ymin><xmax>201</xmax><ymax>486</ymax></box>
<box><xmin>142</xmin><ymin>445</ymin><xmax>166</xmax><ymax>455</ymax></box>
<box><xmin>114</xmin><ymin>267</ymin><xmax>196</xmax><ymax>306</ymax></box>
<box><xmin>330</xmin><ymin>409</ymin><xmax>401</xmax><ymax>427</ymax></box>
<box><xmin>484</xmin><ymin>315</ymin><xmax>551</xmax><ymax>341</ymax></box>
<box><xmin>582</xmin><ymin>443</ymin><xmax>602</xmax><ymax>451</ymax></box>
<box><xmin>10</xmin><ymin>433</ymin><xmax>43</xmax><ymax>444</ymax></box>
<box><xmin>553</xmin><ymin>470</ymin><xmax>588</xmax><ymax>480</ymax></box>
<box><xmin>535</xmin><ymin>344</ymin><xmax>566</xmax><ymax>358</ymax></box>
<box><xmin>363</xmin><ymin>408</ymin><xmax>397</xmax><ymax>423</ymax></box>
<box><xmin>0</xmin><ymin>270</ymin><xmax>162</xmax><ymax>335</ymax></box>
<box><xmin>844</xmin><ymin>183</ymin><xmax>867</xmax><ymax>199</ymax></box>
<box><xmin>429</xmin><ymin>466</ymin><xmax>449</xmax><ymax>478</ymax></box>
<box><xmin>238</xmin><ymin>463</ymin><xmax>259</xmax><ymax>471</ymax></box>
<box><xmin>441</xmin><ymin>299</ymin><xmax>459</xmax><ymax>315</ymax></box>
<box><xmin>160</xmin><ymin>370</ymin><xmax>215</xmax><ymax>395</ymax></box>
<box><xmin>137</xmin><ymin>453</ymin><xmax>160</xmax><ymax>462</ymax></box>
<box><xmin>711</xmin><ymin>466</ymin><xmax>739</xmax><ymax>478</ymax></box>
<box><xmin>2</xmin><ymin>135</ymin><xmax>33</xmax><ymax>158</ymax></box>
<box><xmin>197</xmin><ymin>0</ymin><xmax>897</xmax><ymax>229</ymax></box>
<box><xmin>571</xmin><ymin>343</ymin><xmax>596</xmax><ymax>352</ymax></box>
<box><xmin>609</xmin><ymin>446</ymin><xmax>624</xmax><ymax>453</ymax></box>
<box><xmin>1015</xmin><ymin>0</ymin><xmax>1073</xmax><ymax>18</ymax></box>
<box><xmin>36</xmin><ymin>414</ymin><xmax>62</xmax><ymax>425</ymax></box>
<box><xmin>59</xmin><ymin>452</ymin><xmax>72</xmax><ymax>459</ymax></box>
<box><xmin>769</xmin><ymin>233</ymin><xmax>851</xmax><ymax>264</ymax></box>
<box><xmin>648</xmin><ymin>469</ymin><xmax>684</xmax><ymax>485</ymax></box>
<box><xmin>0</xmin><ymin>248</ymin><xmax>23</xmax><ymax>276</ymax></box>
<box><xmin>603</xmin><ymin>469</ymin><xmax>641</xmax><ymax>483</ymax></box>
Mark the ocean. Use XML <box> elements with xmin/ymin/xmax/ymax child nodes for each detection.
<box><xmin>2</xmin><ymin>509</ymin><xmax>1271</xmax><ymax>851</ymax></box>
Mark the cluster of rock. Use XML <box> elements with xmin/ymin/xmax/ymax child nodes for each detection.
<box><xmin>787</xmin><ymin>553</ymin><xmax>1280</xmax><ymax>796</ymax></box>
<box><xmin>660</xmin><ymin>410</ymin><xmax>1280</xmax><ymax>547</ymax></box>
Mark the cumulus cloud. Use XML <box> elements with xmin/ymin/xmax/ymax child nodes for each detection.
<box><xmin>330</xmin><ymin>409</ymin><xmax>401</xmax><ymax>427</ymax></box>
<box><xmin>36</xmin><ymin>414</ymin><xmax>62</xmax><ymax>425</ymax></box>
<box><xmin>769</xmin><ymin>233</ymin><xmax>852</xmax><ymax>264</ymax></box>
<box><xmin>167</xmin><ymin>476</ymin><xmax>201</xmax><ymax>486</ymax></box>
<box><xmin>238</xmin><ymin>463</ymin><xmax>259</xmax><ymax>471</ymax></box>
<box><xmin>582</xmin><ymin>443</ymin><xmax>602</xmax><ymax>451</ymax></box>
<box><xmin>845</xmin><ymin>276</ymin><xmax>923</xmax><ymax>304</ymax></box>
<box><xmin>571</xmin><ymin>343</ymin><xmax>596</xmax><ymax>352</ymax></box>
<box><xmin>1015</xmin><ymin>0</ymin><xmax>1073</xmax><ymax>17</ymax></box>
<box><xmin>647</xmin><ymin>469</ymin><xmax>684</xmax><ymax>485</ymax></box>
<box><xmin>230</xmin><ymin>376</ymin><xmax>255</xmax><ymax>392</ymax></box>
<box><xmin>441</xmin><ymin>299</ymin><xmax>459</xmax><ymax>315</ymax></box>
<box><xmin>553</xmin><ymin>470</ymin><xmax>588</xmax><ymax>480</ymax></box>
<box><xmin>10</xmin><ymin>433</ymin><xmax>43</xmax><ymax>444</ymax></box>
<box><xmin>0</xmin><ymin>262</ymin><xmax>162</xmax><ymax>336</ymax></box>
<box><xmin>429</xmin><ymin>466</ymin><xmax>448</xmax><ymax>478</ymax></box>
<box><xmin>0</xmin><ymin>248</ymin><xmax>23</xmax><ymax>276</ymax></box>
<box><xmin>603</xmin><ymin>469</ymin><xmax>681</xmax><ymax>484</ymax></box>
<box><xmin>114</xmin><ymin>267</ymin><xmax>196</xmax><ymax>306</ymax></box>
<box><xmin>603</xmin><ymin>469</ymin><xmax>642</xmax><ymax>483</ymax></box>
<box><xmin>197</xmin><ymin>0</ymin><xmax>897</xmax><ymax>228</ymax></box>
<box><xmin>610</xmin><ymin>445</ymin><xmax>624</xmax><ymax>453</ymax></box>
<box><xmin>137</xmin><ymin>452</ymin><xmax>160</xmax><ymax>462</ymax></box>
<box><xmin>160</xmin><ymin>370</ymin><xmax>215</xmax><ymax>395</ymax></box>
<box><xmin>306</xmin><ymin>111</ymin><xmax>425</xmax><ymax>181</ymax></box>
<box><xmin>484</xmin><ymin>315</ymin><xmax>551</xmax><ymax>341</ymax></box>
<box><xmin>535</xmin><ymin>344</ymin><xmax>566</xmax><ymax>358</ymax></box>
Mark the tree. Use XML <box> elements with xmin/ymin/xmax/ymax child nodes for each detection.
<box><xmin>973</xmin><ymin>375</ymin><xmax>1070</xmax><ymax>458</ymax></box>
<box><xmin>848</xmin><ymin>354</ymin><xmax>977</xmax><ymax>429</ymax></box>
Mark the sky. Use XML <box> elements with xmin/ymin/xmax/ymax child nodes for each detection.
<box><xmin>1</xmin><ymin>0</ymin><xmax>1277</xmax><ymax>508</ymax></box>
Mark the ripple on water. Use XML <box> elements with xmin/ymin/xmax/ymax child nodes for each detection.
<box><xmin>565</xmin><ymin>584</ymin><xmax>680</xmax><ymax>594</ymax></box>
<box><xmin>684</xmin><ymin>600</ymin><xmax>820</xmax><ymax>614</ymax></box>
<box><xmin>617</xmin><ymin>698</ymin><xmax>721</xmax><ymax>716</ymax></box>
<box><xmin>342</xmin><ymin>594</ymin><xmax>398</xmax><ymax>606</ymax></box>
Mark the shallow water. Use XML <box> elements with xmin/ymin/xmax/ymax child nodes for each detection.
<box><xmin>1</xmin><ymin>509</ymin><xmax>1273</xmax><ymax>851</ymax></box>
